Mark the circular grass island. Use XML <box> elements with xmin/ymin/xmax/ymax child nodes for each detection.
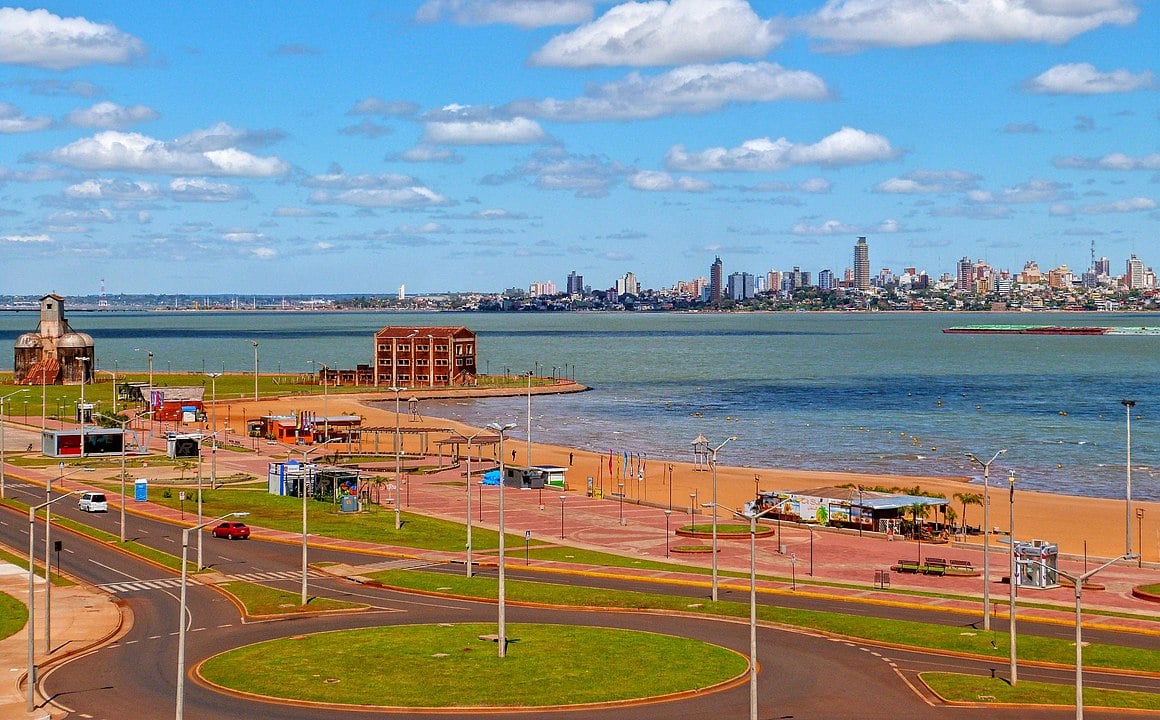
<box><xmin>198</xmin><ymin>623</ymin><xmax>748</xmax><ymax>709</ymax></box>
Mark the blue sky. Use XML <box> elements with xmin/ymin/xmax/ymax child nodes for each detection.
<box><xmin>0</xmin><ymin>0</ymin><xmax>1156</xmax><ymax>295</ymax></box>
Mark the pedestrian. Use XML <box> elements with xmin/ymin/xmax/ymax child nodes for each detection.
<box><xmin>569</xmin><ymin>452</ymin><xmax>573</xmax><ymax>465</ymax></box>
<box><xmin>512</xmin><ymin>449</ymin><xmax>516</xmax><ymax>462</ymax></box>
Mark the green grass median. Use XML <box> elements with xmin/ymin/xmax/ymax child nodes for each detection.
<box><xmin>0</xmin><ymin>591</ymin><xmax>27</xmax><ymax>641</ymax></box>
<box><xmin>199</xmin><ymin>623</ymin><xmax>745</xmax><ymax>707</ymax></box>
<box><xmin>922</xmin><ymin>672</ymin><xmax>1160</xmax><ymax>710</ymax></box>
<box><xmin>217</xmin><ymin>579</ymin><xmax>366</xmax><ymax>616</ymax></box>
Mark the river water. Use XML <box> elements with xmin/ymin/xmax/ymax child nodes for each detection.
<box><xmin>1</xmin><ymin>309</ymin><xmax>1156</xmax><ymax>500</ymax></box>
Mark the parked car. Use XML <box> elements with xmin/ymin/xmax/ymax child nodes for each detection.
<box><xmin>78</xmin><ymin>492</ymin><xmax>108</xmax><ymax>512</ymax></box>
<box><xmin>211</xmin><ymin>521</ymin><xmax>250</xmax><ymax>540</ymax></box>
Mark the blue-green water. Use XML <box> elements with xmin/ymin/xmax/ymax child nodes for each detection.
<box><xmin>1</xmin><ymin>310</ymin><xmax>1155</xmax><ymax>500</ymax></box>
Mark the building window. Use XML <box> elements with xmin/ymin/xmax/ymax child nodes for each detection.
<box><xmin>455</xmin><ymin>358</ymin><xmax>463</xmax><ymax>366</ymax></box>
<box><xmin>378</xmin><ymin>344</ymin><xmax>387</xmax><ymax>351</ymax></box>
<box><xmin>416</xmin><ymin>358</ymin><xmax>428</xmax><ymax>366</ymax></box>
<box><xmin>435</xmin><ymin>358</ymin><xmax>448</xmax><ymax>366</ymax></box>
<box><xmin>416</xmin><ymin>344</ymin><xmax>428</xmax><ymax>352</ymax></box>
<box><xmin>397</xmin><ymin>359</ymin><xmax>409</xmax><ymax>366</ymax></box>
<box><xmin>379</xmin><ymin>359</ymin><xmax>391</xmax><ymax>366</ymax></box>
<box><xmin>397</xmin><ymin>344</ymin><xmax>409</xmax><ymax>352</ymax></box>
<box><xmin>398</xmin><ymin>374</ymin><xmax>410</xmax><ymax>382</ymax></box>
<box><xmin>435</xmin><ymin>344</ymin><xmax>448</xmax><ymax>352</ymax></box>
<box><xmin>418</xmin><ymin>374</ymin><xmax>429</xmax><ymax>381</ymax></box>
<box><xmin>436</xmin><ymin>375</ymin><xmax>448</xmax><ymax>382</ymax></box>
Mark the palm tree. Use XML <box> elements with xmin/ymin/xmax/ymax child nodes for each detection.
<box><xmin>954</xmin><ymin>492</ymin><xmax>982</xmax><ymax>535</ymax></box>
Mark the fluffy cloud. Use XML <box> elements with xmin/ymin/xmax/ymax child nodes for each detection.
<box><xmin>0</xmin><ymin>7</ymin><xmax>146</xmax><ymax>69</ymax></box>
<box><xmin>423</xmin><ymin>116</ymin><xmax>547</xmax><ymax>145</ymax></box>
<box><xmin>483</xmin><ymin>148</ymin><xmax>632</xmax><ymax>198</ymax></box>
<box><xmin>169</xmin><ymin>178</ymin><xmax>251</xmax><ymax>202</ymax></box>
<box><xmin>875</xmin><ymin>170</ymin><xmax>980</xmax><ymax>194</ymax></box>
<box><xmin>791</xmin><ymin>219</ymin><xmax>858</xmax><ymax>235</ymax></box>
<box><xmin>628</xmin><ymin>170</ymin><xmax>712</xmax><ymax>191</ymax></box>
<box><xmin>1080</xmin><ymin>197</ymin><xmax>1157</xmax><ymax>214</ymax></box>
<box><xmin>64</xmin><ymin>101</ymin><xmax>159</xmax><ymax>129</ymax></box>
<box><xmin>43</xmin><ymin>125</ymin><xmax>290</xmax><ymax>177</ymax></box>
<box><xmin>803</xmin><ymin>0</ymin><xmax>1138</xmax><ymax>50</ymax></box>
<box><xmin>416</xmin><ymin>0</ymin><xmax>595</xmax><ymax>28</ymax></box>
<box><xmin>0</xmin><ymin>102</ymin><xmax>52</xmax><ymax>133</ymax></box>
<box><xmin>1054</xmin><ymin>153</ymin><xmax>1160</xmax><ymax>171</ymax></box>
<box><xmin>666</xmin><ymin>127</ymin><xmax>898</xmax><ymax>172</ymax></box>
<box><xmin>1024</xmin><ymin>63</ymin><xmax>1156</xmax><ymax>95</ymax></box>
<box><xmin>509</xmin><ymin>62</ymin><xmax>829</xmax><ymax>122</ymax></box>
<box><xmin>64</xmin><ymin>178</ymin><xmax>160</xmax><ymax>200</ymax></box>
<box><xmin>0</xmin><ymin>233</ymin><xmax>52</xmax><ymax>243</ymax></box>
<box><xmin>348</xmin><ymin>98</ymin><xmax>421</xmax><ymax>117</ymax></box>
<box><xmin>532</xmin><ymin>0</ymin><xmax>783</xmax><ymax>67</ymax></box>
<box><xmin>339</xmin><ymin>119</ymin><xmax>393</xmax><ymax>138</ymax></box>
<box><xmin>303</xmin><ymin>170</ymin><xmax>450</xmax><ymax>207</ymax></box>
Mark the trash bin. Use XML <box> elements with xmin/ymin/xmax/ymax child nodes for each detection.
<box><xmin>340</xmin><ymin>495</ymin><xmax>358</xmax><ymax>513</ymax></box>
<box><xmin>134</xmin><ymin>479</ymin><xmax>148</xmax><ymax>502</ymax></box>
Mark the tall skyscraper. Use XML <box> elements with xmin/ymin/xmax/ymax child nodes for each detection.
<box><xmin>956</xmin><ymin>257</ymin><xmax>974</xmax><ymax>292</ymax></box>
<box><xmin>818</xmin><ymin>269</ymin><xmax>834</xmax><ymax>291</ymax></box>
<box><xmin>853</xmin><ymin>236</ymin><xmax>870</xmax><ymax>290</ymax></box>
<box><xmin>566</xmin><ymin>270</ymin><xmax>583</xmax><ymax>296</ymax></box>
<box><xmin>709</xmin><ymin>256</ymin><xmax>724</xmax><ymax>302</ymax></box>
<box><xmin>1127</xmin><ymin>255</ymin><xmax>1145</xmax><ymax>289</ymax></box>
<box><xmin>727</xmin><ymin>272</ymin><xmax>754</xmax><ymax>301</ymax></box>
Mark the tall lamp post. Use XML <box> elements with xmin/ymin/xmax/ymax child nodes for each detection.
<box><xmin>1</xmin><ymin>389</ymin><xmax>28</xmax><ymax>499</ymax></box>
<box><xmin>387</xmin><ymin>386</ymin><xmax>405</xmax><ymax>530</ymax></box>
<box><xmin>462</xmin><ymin>430</ymin><xmax>491</xmax><ymax>578</ymax></box>
<box><xmin>133</xmin><ymin>347</ymin><xmax>154</xmax><ymax>396</ymax></box>
<box><xmin>1122</xmin><ymin>399</ymin><xmax>1135</xmax><ymax>557</ymax></box>
<box><xmin>76</xmin><ymin>356</ymin><xmax>90</xmax><ymax>458</ymax></box>
<box><xmin>1008</xmin><ymin>473</ymin><xmax>1017</xmax><ymax>686</ymax></box>
<box><xmin>526</xmin><ymin>371</ymin><xmax>533</xmax><ymax>469</ymax></box>
<box><xmin>97</xmin><ymin>411</ymin><xmax>152</xmax><ymax>542</ymax></box>
<box><xmin>736</xmin><ymin>504</ymin><xmax>778</xmax><ymax>720</ymax></box>
<box><xmin>308</xmin><ymin>361</ymin><xmax>331</xmax><ymax>440</ymax></box>
<box><xmin>205</xmin><ymin>373</ymin><xmax>221</xmax><ymax>490</ymax></box>
<box><xmin>281</xmin><ymin>440</ymin><xmax>336</xmax><ymax>605</ymax></box>
<box><xmin>699</xmin><ymin>436</ymin><xmax>736</xmax><ymax>602</ymax></box>
<box><xmin>966</xmin><ymin>448</ymin><xmax>1006</xmax><ymax>631</ymax></box>
<box><xmin>26</xmin><ymin>489</ymin><xmax>85</xmax><ymax>713</ymax></box>
<box><xmin>664</xmin><ymin>509</ymin><xmax>672</xmax><ymax>557</ymax></box>
<box><xmin>486</xmin><ymin>421</ymin><xmax>517</xmax><ymax>658</ymax></box>
<box><xmin>176</xmin><ymin>512</ymin><xmax>249</xmax><ymax>720</ymax></box>
<box><xmin>251</xmin><ymin>340</ymin><xmax>259</xmax><ymax>401</ymax></box>
<box><xmin>44</xmin><ymin>464</ymin><xmax>92</xmax><ymax>653</ymax></box>
<box><xmin>559</xmin><ymin>494</ymin><xmax>566</xmax><ymax>538</ymax></box>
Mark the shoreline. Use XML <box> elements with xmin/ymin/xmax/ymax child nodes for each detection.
<box><xmin>220</xmin><ymin>390</ymin><xmax>1157</xmax><ymax>563</ymax></box>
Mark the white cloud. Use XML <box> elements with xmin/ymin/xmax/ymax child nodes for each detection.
<box><xmin>791</xmin><ymin>219</ymin><xmax>858</xmax><ymax>235</ymax></box>
<box><xmin>169</xmin><ymin>177</ymin><xmax>251</xmax><ymax>202</ymax></box>
<box><xmin>484</xmin><ymin>149</ymin><xmax>632</xmax><ymax>198</ymax></box>
<box><xmin>748</xmin><ymin>177</ymin><xmax>832</xmax><ymax>193</ymax></box>
<box><xmin>803</xmin><ymin>0</ymin><xmax>1138</xmax><ymax>50</ymax></box>
<box><xmin>65</xmin><ymin>101</ymin><xmax>159</xmax><ymax>129</ymax></box>
<box><xmin>874</xmin><ymin>170</ymin><xmax>979</xmax><ymax>194</ymax></box>
<box><xmin>424</xmin><ymin>116</ymin><xmax>547</xmax><ymax>145</ymax></box>
<box><xmin>0</xmin><ymin>165</ymin><xmax>75</xmax><ymax>184</ymax></box>
<box><xmin>398</xmin><ymin>222</ymin><xmax>451</xmax><ymax>233</ymax></box>
<box><xmin>877</xmin><ymin>218</ymin><xmax>900</xmax><ymax>233</ymax></box>
<box><xmin>302</xmin><ymin>170</ymin><xmax>450</xmax><ymax>208</ymax></box>
<box><xmin>389</xmin><ymin>145</ymin><xmax>465</xmax><ymax>163</ymax></box>
<box><xmin>1049</xmin><ymin>203</ymin><xmax>1074</xmax><ymax>216</ymax></box>
<box><xmin>532</xmin><ymin>0</ymin><xmax>783</xmax><ymax>67</ymax></box>
<box><xmin>44</xmin><ymin>126</ymin><xmax>290</xmax><ymax>177</ymax></box>
<box><xmin>338</xmin><ymin>119</ymin><xmax>393</xmax><ymax>138</ymax></box>
<box><xmin>348</xmin><ymin>98</ymin><xmax>420</xmax><ymax>117</ymax></box>
<box><xmin>629</xmin><ymin>170</ymin><xmax>712</xmax><ymax>191</ymax></box>
<box><xmin>0</xmin><ymin>7</ymin><xmax>146</xmax><ymax>69</ymax></box>
<box><xmin>0</xmin><ymin>233</ymin><xmax>52</xmax><ymax>243</ymax></box>
<box><xmin>47</xmin><ymin>208</ymin><xmax>116</xmax><ymax>225</ymax></box>
<box><xmin>416</xmin><ymin>0</ymin><xmax>595</xmax><ymax>28</ymax></box>
<box><xmin>1080</xmin><ymin>197</ymin><xmax>1157</xmax><ymax>214</ymax></box>
<box><xmin>64</xmin><ymin>178</ymin><xmax>160</xmax><ymax>200</ymax></box>
<box><xmin>666</xmin><ymin>127</ymin><xmax>898</xmax><ymax>172</ymax></box>
<box><xmin>274</xmin><ymin>207</ymin><xmax>323</xmax><ymax>217</ymax></box>
<box><xmin>1054</xmin><ymin>153</ymin><xmax>1160</xmax><ymax>170</ymax></box>
<box><xmin>1024</xmin><ymin>63</ymin><xmax>1156</xmax><ymax>94</ymax></box>
<box><xmin>509</xmin><ymin>62</ymin><xmax>829</xmax><ymax>122</ymax></box>
<box><xmin>249</xmin><ymin>247</ymin><xmax>278</xmax><ymax>259</ymax></box>
<box><xmin>994</xmin><ymin>178</ymin><xmax>1071</xmax><ymax>204</ymax></box>
<box><xmin>0</xmin><ymin>102</ymin><xmax>52</xmax><ymax>133</ymax></box>
<box><xmin>302</xmin><ymin>171</ymin><xmax>425</xmax><ymax>190</ymax></box>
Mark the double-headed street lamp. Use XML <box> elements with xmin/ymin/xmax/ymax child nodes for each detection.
<box><xmin>97</xmin><ymin>411</ymin><xmax>153</xmax><ymax>542</ymax></box>
<box><xmin>386</xmin><ymin>386</ymin><xmax>406</xmax><ymax>530</ymax></box>
<box><xmin>697</xmin><ymin>435</ymin><xmax>736</xmax><ymax>602</ymax></box>
<box><xmin>486</xmin><ymin>421</ymin><xmax>517</xmax><ymax>658</ymax></box>
<box><xmin>736</xmin><ymin>504</ymin><xmax>778</xmax><ymax>720</ymax></box>
<box><xmin>966</xmin><ymin>448</ymin><xmax>1006</xmax><ymax>631</ymax></box>
<box><xmin>1</xmin><ymin>389</ymin><xmax>29</xmax><ymax>499</ymax></box>
<box><xmin>176</xmin><ymin>511</ymin><xmax>249</xmax><ymax>720</ymax></box>
<box><xmin>280</xmin><ymin>439</ymin><xmax>337</xmax><ymax>605</ymax></box>
<box><xmin>1122</xmin><ymin>399</ymin><xmax>1135</xmax><ymax>557</ymax></box>
<box><xmin>461</xmin><ymin>429</ymin><xmax>494</xmax><ymax>578</ymax></box>
<box><xmin>26</xmin><ymin>488</ymin><xmax>85</xmax><ymax>713</ymax></box>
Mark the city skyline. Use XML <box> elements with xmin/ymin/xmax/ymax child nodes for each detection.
<box><xmin>0</xmin><ymin>0</ymin><xmax>1157</xmax><ymax>296</ymax></box>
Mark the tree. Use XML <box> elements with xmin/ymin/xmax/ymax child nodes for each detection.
<box><xmin>954</xmin><ymin>492</ymin><xmax>982</xmax><ymax>534</ymax></box>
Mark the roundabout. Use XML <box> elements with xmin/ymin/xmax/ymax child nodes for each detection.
<box><xmin>197</xmin><ymin>623</ymin><xmax>748</xmax><ymax>709</ymax></box>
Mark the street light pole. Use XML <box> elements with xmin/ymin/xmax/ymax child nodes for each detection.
<box><xmin>736</xmin><ymin>504</ymin><xmax>777</xmax><ymax>720</ymax></box>
<box><xmin>251</xmin><ymin>341</ymin><xmax>259</xmax><ymax>401</ymax></box>
<box><xmin>76</xmin><ymin>356</ymin><xmax>90</xmax><ymax>458</ymax></box>
<box><xmin>526</xmin><ymin>371</ymin><xmax>533</xmax><ymax>469</ymax></box>
<box><xmin>1009</xmin><ymin>473</ymin><xmax>1017</xmax><ymax>686</ymax></box>
<box><xmin>664</xmin><ymin>509</ymin><xmax>671</xmax><ymax>557</ymax></box>
<box><xmin>282</xmin><ymin>439</ymin><xmax>336</xmax><ymax>605</ymax></box>
<box><xmin>966</xmin><ymin>448</ymin><xmax>1006</xmax><ymax>631</ymax></box>
<box><xmin>206</xmin><ymin>373</ymin><xmax>221</xmax><ymax>490</ymax></box>
<box><xmin>26</xmin><ymin>489</ymin><xmax>84</xmax><ymax>713</ymax></box>
<box><xmin>1</xmin><ymin>389</ymin><xmax>28</xmax><ymax>499</ymax></box>
<box><xmin>98</xmin><ymin>411</ymin><xmax>153</xmax><ymax>542</ymax></box>
<box><xmin>176</xmin><ymin>512</ymin><xmax>249</xmax><ymax>720</ymax></box>
<box><xmin>559</xmin><ymin>494</ymin><xmax>566</xmax><ymax>538</ymax></box>
<box><xmin>486</xmin><ymin>422</ymin><xmax>517</xmax><ymax>658</ymax></box>
<box><xmin>704</xmin><ymin>436</ymin><xmax>736</xmax><ymax>602</ymax></box>
<box><xmin>387</xmin><ymin>386</ymin><xmax>405</xmax><ymax>530</ymax></box>
<box><xmin>1122</xmin><ymin>399</ymin><xmax>1135</xmax><ymax>557</ymax></box>
<box><xmin>464</xmin><ymin>430</ymin><xmax>488</xmax><ymax>578</ymax></box>
<box><xmin>1138</xmin><ymin>508</ymin><xmax>1145</xmax><ymax>567</ymax></box>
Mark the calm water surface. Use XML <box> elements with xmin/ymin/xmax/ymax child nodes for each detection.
<box><xmin>1</xmin><ymin>309</ymin><xmax>1156</xmax><ymax>500</ymax></box>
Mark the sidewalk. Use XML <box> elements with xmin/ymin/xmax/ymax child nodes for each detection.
<box><xmin>0</xmin><ymin>563</ymin><xmax>124</xmax><ymax>720</ymax></box>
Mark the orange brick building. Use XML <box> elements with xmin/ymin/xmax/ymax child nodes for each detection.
<box><xmin>373</xmin><ymin>326</ymin><xmax>477</xmax><ymax>388</ymax></box>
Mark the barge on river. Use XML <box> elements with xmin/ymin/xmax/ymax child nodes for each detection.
<box><xmin>943</xmin><ymin>325</ymin><xmax>1160</xmax><ymax>336</ymax></box>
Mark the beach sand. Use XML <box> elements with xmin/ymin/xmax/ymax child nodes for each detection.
<box><xmin>223</xmin><ymin>392</ymin><xmax>1157</xmax><ymax>563</ymax></box>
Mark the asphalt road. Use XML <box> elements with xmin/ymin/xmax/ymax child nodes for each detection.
<box><xmin>1</xmin><ymin>479</ymin><xmax>1157</xmax><ymax>719</ymax></box>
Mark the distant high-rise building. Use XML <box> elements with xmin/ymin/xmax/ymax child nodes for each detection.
<box><xmin>818</xmin><ymin>269</ymin><xmax>834</xmax><ymax>291</ymax></box>
<box><xmin>709</xmin><ymin>256</ymin><xmax>724</xmax><ymax>302</ymax></box>
<box><xmin>1095</xmin><ymin>256</ymin><xmax>1110</xmax><ymax>277</ymax></box>
<box><xmin>727</xmin><ymin>272</ymin><xmax>754</xmax><ymax>301</ymax></box>
<box><xmin>956</xmin><ymin>257</ymin><xmax>974</xmax><ymax>292</ymax></box>
<box><xmin>615</xmin><ymin>271</ymin><xmax>639</xmax><ymax>297</ymax></box>
<box><xmin>566</xmin><ymin>270</ymin><xmax>584</xmax><ymax>296</ymax></box>
<box><xmin>1127</xmin><ymin>255</ymin><xmax>1146</xmax><ymax>289</ymax></box>
<box><xmin>853</xmin><ymin>236</ymin><xmax>870</xmax><ymax>290</ymax></box>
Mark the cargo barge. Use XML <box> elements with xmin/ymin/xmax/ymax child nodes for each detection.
<box><xmin>944</xmin><ymin>325</ymin><xmax>1160</xmax><ymax>336</ymax></box>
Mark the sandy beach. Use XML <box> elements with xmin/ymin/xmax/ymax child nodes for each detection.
<box><xmin>222</xmin><ymin>390</ymin><xmax>1156</xmax><ymax>563</ymax></box>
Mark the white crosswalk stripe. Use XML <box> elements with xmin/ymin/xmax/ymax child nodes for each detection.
<box><xmin>97</xmin><ymin>570</ymin><xmax>325</xmax><ymax>594</ymax></box>
<box><xmin>351</xmin><ymin>558</ymin><xmax>438</xmax><ymax>573</ymax></box>
<box><xmin>231</xmin><ymin>570</ymin><xmax>325</xmax><ymax>583</ymax></box>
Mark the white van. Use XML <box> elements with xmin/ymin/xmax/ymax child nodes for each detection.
<box><xmin>78</xmin><ymin>492</ymin><xmax>108</xmax><ymax>512</ymax></box>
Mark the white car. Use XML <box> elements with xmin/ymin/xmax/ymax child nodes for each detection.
<box><xmin>78</xmin><ymin>492</ymin><xmax>108</xmax><ymax>512</ymax></box>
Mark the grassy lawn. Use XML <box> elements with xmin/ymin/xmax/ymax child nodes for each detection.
<box><xmin>217</xmin><ymin>580</ymin><xmax>367</xmax><ymax>616</ymax></box>
<box><xmin>367</xmin><ymin>569</ymin><xmax>1160</xmax><ymax>674</ymax></box>
<box><xmin>922</xmin><ymin>673</ymin><xmax>1160</xmax><ymax>710</ymax></box>
<box><xmin>0</xmin><ymin>591</ymin><xmax>28</xmax><ymax>642</ymax></box>
<box><xmin>199</xmin><ymin>623</ymin><xmax>745</xmax><ymax>707</ymax></box>
<box><xmin>1139</xmin><ymin>583</ymin><xmax>1160</xmax><ymax>595</ymax></box>
<box><xmin>147</xmin><ymin>487</ymin><xmax>539</xmax><ymax>552</ymax></box>
<box><xmin>682</xmin><ymin>524</ymin><xmax>753</xmax><ymax>534</ymax></box>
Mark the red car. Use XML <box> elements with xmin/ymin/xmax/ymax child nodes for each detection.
<box><xmin>211</xmin><ymin>521</ymin><xmax>250</xmax><ymax>540</ymax></box>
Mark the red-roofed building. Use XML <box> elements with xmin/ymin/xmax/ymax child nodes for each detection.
<box><xmin>373</xmin><ymin>326</ymin><xmax>477</xmax><ymax>388</ymax></box>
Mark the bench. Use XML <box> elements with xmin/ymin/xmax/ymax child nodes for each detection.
<box><xmin>894</xmin><ymin>559</ymin><xmax>920</xmax><ymax>573</ymax></box>
<box><xmin>949</xmin><ymin>559</ymin><xmax>974</xmax><ymax>570</ymax></box>
<box><xmin>923</xmin><ymin>558</ymin><xmax>948</xmax><ymax>576</ymax></box>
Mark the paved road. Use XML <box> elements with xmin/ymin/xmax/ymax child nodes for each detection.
<box><xmin>1</xmin><ymin>482</ymin><xmax>1157</xmax><ymax>718</ymax></box>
